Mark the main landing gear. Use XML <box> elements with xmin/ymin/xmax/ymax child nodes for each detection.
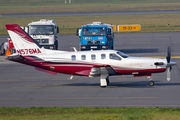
<box><xmin>147</xmin><ymin>76</ymin><xmax>154</xmax><ymax>86</ymax></box>
<box><xmin>100</xmin><ymin>74</ymin><xmax>109</xmax><ymax>88</ymax></box>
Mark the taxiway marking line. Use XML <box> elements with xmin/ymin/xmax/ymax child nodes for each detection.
<box><xmin>0</xmin><ymin>79</ymin><xmax>17</xmax><ymax>81</ymax></box>
<box><xmin>11</xmin><ymin>85</ymin><xmax>99</xmax><ymax>89</ymax></box>
<box><xmin>52</xmin><ymin>79</ymin><xmax>74</xmax><ymax>80</ymax></box>
<box><xmin>24</xmin><ymin>84</ymin><xmax>46</xmax><ymax>87</ymax></box>
<box><xmin>35</xmin><ymin>97</ymin><xmax>119</xmax><ymax>100</ymax></box>
<box><xmin>122</xmin><ymin>97</ymin><xmax>156</xmax><ymax>99</ymax></box>
<box><xmin>0</xmin><ymin>97</ymin><xmax>157</xmax><ymax>101</ymax></box>
<box><xmin>143</xmin><ymin>56</ymin><xmax>180</xmax><ymax>59</ymax></box>
<box><xmin>0</xmin><ymin>98</ymin><xmax>30</xmax><ymax>101</ymax></box>
<box><xmin>23</xmin><ymin>77</ymin><xmax>51</xmax><ymax>79</ymax></box>
<box><xmin>116</xmin><ymin>77</ymin><xmax>147</xmax><ymax>80</ymax></box>
<box><xmin>44</xmin><ymin>86</ymin><xmax>99</xmax><ymax>88</ymax></box>
<box><xmin>11</xmin><ymin>87</ymin><xmax>42</xmax><ymax>89</ymax></box>
<box><xmin>0</xmin><ymin>97</ymin><xmax>119</xmax><ymax>101</ymax></box>
<box><xmin>52</xmin><ymin>79</ymin><xmax>82</xmax><ymax>80</ymax></box>
<box><xmin>112</xmin><ymin>76</ymin><xmax>157</xmax><ymax>78</ymax></box>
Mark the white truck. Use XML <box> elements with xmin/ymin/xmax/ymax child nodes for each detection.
<box><xmin>22</xmin><ymin>19</ymin><xmax>59</xmax><ymax>50</ymax></box>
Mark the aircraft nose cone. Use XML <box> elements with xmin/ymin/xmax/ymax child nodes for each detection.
<box><xmin>170</xmin><ymin>60</ymin><xmax>177</xmax><ymax>65</ymax></box>
<box><xmin>167</xmin><ymin>60</ymin><xmax>176</xmax><ymax>67</ymax></box>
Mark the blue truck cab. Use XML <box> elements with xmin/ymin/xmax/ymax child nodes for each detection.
<box><xmin>76</xmin><ymin>22</ymin><xmax>114</xmax><ymax>51</ymax></box>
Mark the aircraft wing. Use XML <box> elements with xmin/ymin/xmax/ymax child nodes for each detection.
<box><xmin>7</xmin><ymin>53</ymin><xmax>25</xmax><ymax>62</ymax></box>
<box><xmin>89</xmin><ymin>64</ymin><xmax>117</xmax><ymax>77</ymax></box>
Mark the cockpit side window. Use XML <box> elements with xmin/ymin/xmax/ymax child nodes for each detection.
<box><xmin>110</xmin><ymin>53</ymin><xmax>121</xmax><ymax>60</ymax></box>
<box><xmin>117</xmin><ymin>51</ymin><xmax>129</xmax><ymax>58</ymax></box>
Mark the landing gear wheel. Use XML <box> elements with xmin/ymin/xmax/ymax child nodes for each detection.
<box><xmin>106</xmin><ymin>77</ymin><xmax>109</xmax><ymax>85</ymax></box>
<box><xmin>106</xmin><ymin>79</ymin><xmax>109</xmax><ymax>86</ymax></box>
<box><xmin>149</xmin><ymin>81</ymin><xmax>154</xmax><ymax>86</ymax></box>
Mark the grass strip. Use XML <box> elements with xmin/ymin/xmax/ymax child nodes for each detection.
<box><xmin>1</xmin><ymin>14</ymin><xmax>180</xmax><ymax>35</ymax></box>
<box><xmin>0</xmin><ymin>107</ymin><xmax>180</xmax><ymax>119</ymax></box>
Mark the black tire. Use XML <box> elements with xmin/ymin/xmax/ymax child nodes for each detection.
<box><xmin>106</xmin><ymin>77</ymin><xmax>110</xmax><ymax>85</ymax></box>
<box><xmin>0</xmin><ymin>43</ymin><xmax>5</xmax><ymax>55</ymax></box>
<box><xmin>149</xmin><ymin>81</ymin><xmax>154</xmax><ymax>86</ymax></box>
<box><xmin>55</xmin><ymin>40</ymin><xmax>58</xmax><ymax>50</ymax></box>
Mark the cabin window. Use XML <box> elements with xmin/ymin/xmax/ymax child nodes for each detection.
<box><xmin>110</xmin><ymin>53</ymin><xmax>121</xmax><ymax>60</ymax></box>
<box><xmin>71</xmin><ymin>55</ymin><xmax>76</xmax><ymax>61</ymax></box>
<box><xmin>81</xmin><ymin>55</ymin><xmax>86</xmax><ymax>60</ymax></box>
<box><xmin>101</xmin><ymin>54</ymin><xmax>106</xmax><ymax>59</ymax></box>
<box><xmin>91</xmin><ymin>54</ymin><xmax>96</xmax><ymax>60</ymax></box>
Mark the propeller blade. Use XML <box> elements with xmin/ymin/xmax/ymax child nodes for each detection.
<box><xmin>167</xmin><ymin>67</ymin><xmax>171</xmax><ymax>81</ymax></box>
<box><xmin>166</xmin><ymin>46</ymin><xmax>171</xmax><ymax>63</ymax></box>
<box><xmin>166</xmin><ymin>46</ymin><xmax>172</xmax><ymax>81</ymax></box>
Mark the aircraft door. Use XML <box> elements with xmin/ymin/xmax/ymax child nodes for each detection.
<box><xmin>108</xmin><ymin>53</ymin><xmax>122</xmax><ymax>66</ymax></box>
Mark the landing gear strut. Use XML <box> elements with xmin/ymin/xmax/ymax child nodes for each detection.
<box><xmin>147</xmin><ymin>76</ymin><xmax>154</xmax><ymax>86</ymax></box>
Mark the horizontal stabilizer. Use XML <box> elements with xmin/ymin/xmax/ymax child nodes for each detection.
<box><xmin>34</xmin><ymin>67</ymin><xmax>57</xmax><ymax>75</ymax></box>
<box><xmin>7</xmin><ymin>53</ymin><xmax>24</xmax><ymax>61</ymax></box>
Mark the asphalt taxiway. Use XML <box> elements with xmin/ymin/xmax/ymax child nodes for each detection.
<box><xmin>0</xmin><ymin>32</ymin><xmax>180</xmax><ymax>107</ymax></box>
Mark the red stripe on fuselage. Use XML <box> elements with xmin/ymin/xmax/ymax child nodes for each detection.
<box><xmin>17</xmin><ymin>56</ymin><xmax>95</xmax><ymax>76</ymax></box>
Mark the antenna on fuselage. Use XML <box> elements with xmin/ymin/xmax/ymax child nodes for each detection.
<box><xmin>71</xmin><ymin>47</ymin><xmax>77</xmax><ymax>52</ymax></box>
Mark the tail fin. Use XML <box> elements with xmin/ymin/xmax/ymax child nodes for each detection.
<box><xmin>5</xmin><ymin>24</ymin><xmax>43</xmax><ymax>56</ymax></box>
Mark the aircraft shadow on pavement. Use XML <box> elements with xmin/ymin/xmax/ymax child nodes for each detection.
<box><xmin>60</xmin><ymin>81</ymin><xmax>180</xmax><ymax>88</ymax></box>
<box><xmin>116</xmin><ymin>48</ymin><xmax>159</xmax><ymax>54</ymax></box>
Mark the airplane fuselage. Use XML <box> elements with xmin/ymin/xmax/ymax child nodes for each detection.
<box><xmin>9</xmin><ymin>50</ymin><xmax>167</xmax><ymax>77</ymax></box>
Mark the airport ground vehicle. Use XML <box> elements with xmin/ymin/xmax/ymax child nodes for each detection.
<box><xmin>22</xmin><ymin>19</ymin><xmax>59</xmax><ymax>50</ymax></box>
<box><xmin>76</xmin><ymin>22</ymin><xmax>114</xmax><ymax>51</ymax></box>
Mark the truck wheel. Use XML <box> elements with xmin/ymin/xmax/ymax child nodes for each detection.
<box><xmin>0</xmin><ymin>43</ymin><xmax>5</xmax><ymax>55</ymax></box>
<box><xmin>55</xmin><ymin>40</ymin><xmax>58</xmax><ymax>50</ymax></box>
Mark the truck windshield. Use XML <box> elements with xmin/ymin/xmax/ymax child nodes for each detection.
<box><xmin>82</xmin><ymin>27</ymin><xmax>105</xmax><ymax>36</ymax></box>
<box><xmin>29</xmin><ymin>25</ymin><xmax>54</xmax><ymax>35</ymax></box>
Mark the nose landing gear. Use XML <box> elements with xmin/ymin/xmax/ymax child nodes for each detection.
<box><xmin>147</xmin><ymin>76</ymin><xmax>154</xmax><ymax>86</ymax></box>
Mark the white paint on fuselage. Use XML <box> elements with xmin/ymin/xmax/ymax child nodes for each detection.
<box><xmin>33</xmin><ymin>49</ymin><xmax>167</xmax><ymax>70</ymax></box>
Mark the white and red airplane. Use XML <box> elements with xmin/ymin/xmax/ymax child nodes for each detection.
<box><xmin>5</xmin><ymin>24</ymin><xmax>176</xmax><ymax>87</ymax></box>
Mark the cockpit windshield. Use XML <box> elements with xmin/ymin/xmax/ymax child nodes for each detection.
<box><xmin>117</xmin><ymin>51</ymin><xmax>129</xmax><ymax>58</ymax></box>
<box><xmin>82</xmin><ymin>27</ymin><xmax>105</xmax><ymax>36</ymax></box>
<box><xmin>29</xmin><ymin>25</ymin><xmax>54</xmax><ymax>35</ymax></box>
